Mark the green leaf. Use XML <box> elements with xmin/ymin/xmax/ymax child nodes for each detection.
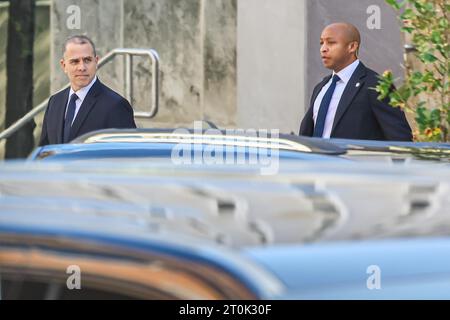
<box><xmin>417</xmin><ymin>101</ymin><xmax>426</xmax><ymax>108</ymax></box>
<box><xmin>444</xmin><ymin>82</ymin><xmax>450</xmax><ymax>93</ymax></box>
<box><xmin>439</xmin><ymin>18</ymin><xmax>448</xmax><ymax>29</ymax></box>
<box><xmin>385</xmin><ymin>0</ymin><xmax>400</xmax><ymax>10</ymax></box>
<box><xmin>401</xmin><ymin>27</ymin><xmax>414</xmax><ymax>33</ymax></box>
<box><xmin>430</xmin><ymin>109</ymin><xmax>441</xmax><ymax>124</ymax></box>
<box><xmin>401</xmin><ymin>8</ymin><xmax>414</xmax><ymax>19</ymax></box>
<box><xmin>411</xmin><ymin>71</ymin><xmax>423</xmax><ymax>83</ymax></box>
<box><xmin>415</xmin><ymin>107</ymin><xmax>427</xmax><ymax>131</ymax></box>
<box><xmin>398</xmin><ymin>86</ymin><xmax>412</xmax><ymax>100</ymax></box>
<box><xmin>431</xmin><ymin>31</ymin><xmax>442</xmax><ymax>44</ymax></box>
<box><xmin>414</xmin><ymin>1</ymin><xmax>424</xmax><ymax>12</ymax></box>
<box><xmin>423</xmin><ymin>2</ymin><xmax>434</xmax><ymax>12</ymax></box>
<box><xmin>420</xmin><ymin>52</ymin><xmax>438</xmax><ymax>63</ymax></box>
<box><xmin>375</xmin><ymin>81</ymin><xmax>391</xmax><ymax>100</ymax></box>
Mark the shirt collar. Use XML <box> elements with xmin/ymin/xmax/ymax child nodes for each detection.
<box><xmin>333</xmin><ymin>59</ymin><xmax>360</xmax><ymax>84</ymax></box>
<box><xmin>69</xmin><ymin>76</ymin><xmax>97</xmax><ymax>102</ymax></box>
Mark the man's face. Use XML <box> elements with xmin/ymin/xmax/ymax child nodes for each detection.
<box><xmin>320</xmin><ymin>25</ymin><xmax>357</xmax><ymax>72</ymax></box>
<box><xmin>60</xmin><ymin>42</ymin><xmax>98</xmax><ymax>91</ymax></box>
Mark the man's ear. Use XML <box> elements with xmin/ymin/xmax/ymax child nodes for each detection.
<box><xmin>60</xmin><ymin>59</ymin><xmax>66</xmax><ymax>72</ymax></box>
<box><xmin>349</xmin><ymin>41</ymin><xmax>359</xmax><ymax>56</ymax></box>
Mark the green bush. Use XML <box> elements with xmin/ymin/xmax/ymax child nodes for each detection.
<box><xmin>375</xmin><ymin>0</ymin><xmax>449</xmax><ymax>141</ymax></box>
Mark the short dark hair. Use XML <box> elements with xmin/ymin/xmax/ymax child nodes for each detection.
<box><xmin>62</xmin><ymin>35</ymin><xmax>97</xmax><ymax>57</ymax></box>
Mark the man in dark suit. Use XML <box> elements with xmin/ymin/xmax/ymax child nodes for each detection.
<box><xmin>39</xmin><ymin>35</ymin><xmax>136</xmax><ymax>146</ymax></box>
<box><xmin>299</xmin><ymin>22</ymin><xmax>412</xmax><ymax>141</ymax></box>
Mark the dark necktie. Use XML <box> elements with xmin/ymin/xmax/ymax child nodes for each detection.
<box><xmin>63</xmin><ymin>93</ymin><xmax>78</xmax><ymax>143</ymax></box>
<box><xmin>313</xmin><ymin>74</ymin><xmax>340</xmax><ymax>137</ymax></box>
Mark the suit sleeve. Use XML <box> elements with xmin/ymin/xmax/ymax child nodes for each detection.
<box><xmin>299</xmin><ymin>83</ymin><xmax>323</xmax><ymax>136</ymax></box>
<box><xmin>368</xmin><ymin>81</ymin><xmax>413</xmax><ymax>141</ymax></box>
<box><xmin>299</xmin><ymin>106</ymin><xmax>314</xmax><ymax>136</ymax></box>
<box><xmin>38</xmin><ymin>97</ymin><xmax>52</xmax><ymax>146</ymax></box>
<box><xmin>106</xmin><ymin>98</ymin><xmax>137</xmax><ymax>129</ymax></box>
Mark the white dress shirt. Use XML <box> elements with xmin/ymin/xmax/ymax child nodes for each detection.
<box><xmin>313</xmin><ymin>59</ymin><xmax>360</xmax><ymax>138</ymax></box>
<box><xmin>65</xmin><ymin>76</ymin><xmax>98</xmax><ymax>125</ymax></box>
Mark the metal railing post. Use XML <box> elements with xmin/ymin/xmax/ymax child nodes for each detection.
<box><xmin>125</xmin><ymin>53</ymin><xmax>133</xmax><ymax>104</ymax></box>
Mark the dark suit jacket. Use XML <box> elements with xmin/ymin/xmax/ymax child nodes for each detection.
<box><xmin>39</xmin><ymin>79</ymin><xmax>136</xmax><ymax>146</ymax></box>
<box><xmin>299</xmin><ymin>62</ymin><xmax>412</xmax><ymax>141</ymax></box>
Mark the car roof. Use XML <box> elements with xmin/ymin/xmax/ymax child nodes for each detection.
<box><xmin>29</xmin><ymin>128</ymin><xmax>349</xmax><ymax>162</ymax></box>
<box><xmin>71</xmin><ymin>128</ymin><xmax>345</xmax><ymax>155</ymax></box>
<box><xmin>3</xmin><ymin>160</ymin><xmax>450</xmax><ymax>246</ymax></box>
<box><xmin>2</xmin><ymin>159</ymin><xmax>450</xmax><ymax>299</ymax></box>
<box><xmin>30</xmin><ymin>129</ymin><xmax>450</xmax><ymax>164</ymax></box>
<box><xmin>328</xmin><ymin>138</ymin><xmax>450</xmax><ymax>162</ymax></box>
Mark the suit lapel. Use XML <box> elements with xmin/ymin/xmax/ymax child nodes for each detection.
<box><xmin>69</xmin><ymin>79</ymin><xmax>102</xmax><ymax>140</ymax></box>
<box><xmin>56</xmin><ymin>88</ymin><xmax>70</xmax><ymax>144</ymax></box>
<box><xmin>331</xmin><ymin>62</ymin><xmax>367</xmax><ymax>135</ymax></box>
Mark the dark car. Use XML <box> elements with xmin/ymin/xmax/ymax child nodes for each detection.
<box><xmin>1</xmin><ymin>160</ymin><xmax>450</xmax><ymax>299</ymax></box>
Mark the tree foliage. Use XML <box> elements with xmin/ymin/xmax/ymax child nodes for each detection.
<box><xmin>376</xmin><ymin>0</ymin><xmax>449</xmax><ymax>142</ymax></box>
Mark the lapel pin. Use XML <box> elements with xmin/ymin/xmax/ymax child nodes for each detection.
<box><xmin>355</xmin><ymin>82</ymin><xmax>360</xmax><ymax>87</ymax></box>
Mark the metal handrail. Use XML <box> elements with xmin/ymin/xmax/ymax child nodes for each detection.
<box><xmin>0</xmin><ymin>48</ymin><xmax>160</xmax><ymax>141</ymax></box>
<box><xmin>100</xmin><ymin>48</ymin><xmax>160</xmax><ymax>118</ymax></box>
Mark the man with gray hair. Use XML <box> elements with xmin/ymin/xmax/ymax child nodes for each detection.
<box><xmin>40</xmin><ymin>35</ymin><xmax>136</xmax><ymax>146</ymax></box>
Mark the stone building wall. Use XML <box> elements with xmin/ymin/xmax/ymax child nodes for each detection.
<box><xmin>0</xmin><ymin>0</ymin><xmax>406</xmax><ymax>154</ymax></box>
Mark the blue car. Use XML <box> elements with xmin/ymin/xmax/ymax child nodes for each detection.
<box><xmin>1</xmin><ymin>160</ymin><xmax>450</xmax><ymax>299</ymax></box>
<box><xmin>29</xmin><ymin>129</ymin><xmax>450</xmax><ymax>166</ymax></box>
<box><xmin>28</xmin><ymin>128</ymin><xmax>347</xmax><ymax>163</ymax></box>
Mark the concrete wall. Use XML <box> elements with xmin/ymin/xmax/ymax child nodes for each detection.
<box><xmin>46</xmin><ymin>0</ymin><xmax>404</xmax><ymax>133</ymax></box>
<box><xmin>203</xmin><ymin>0</ymin><xmax>237</xmax><ymax>127</ymax></box>
<box><xmin>0</xmin><ymin>0</ymin><xmax>409</xmax><ymax>158</ymax></box>
<box><xmin>123</xmin><ymin>0</ymin><xmax>204</xmax><ymax>127</ymax></box>
<box><xmin>237</xmin><ymin>0</ymin><xmax>306</xmax><ymax>134</ymax></box>
<box><xmin>123</xmin><ymin>0</ymin><xmax>236</xmax><ymax>128</ymax></box>
<box><xmin>306</xmin><ymin>0</ymin><xmax>404</xmax><ymax>113</ymax></box>
<box><xmin>50</xmin><ymin>0</ymin><xmax>237</xmax><ymax>129</ymax></box>
<box><xmin>50</xmin><ymin>0</ymin><xmax>124</xmax><ymax>94</ymax></box>
<box><xmin>237</xmin><ymin>0</ymin><xmax>403</xmax><ymax>134</ymax></box>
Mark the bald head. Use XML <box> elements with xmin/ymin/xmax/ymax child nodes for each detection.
<box><xmin>320</xmin><ymin>22</ymin><xmax>361</xmax><ymax>72</ymax></box>
<box><xmin>325</xmin><ymin>22</ymin><xmax>361</xmax><ymax>47</ymax></box>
